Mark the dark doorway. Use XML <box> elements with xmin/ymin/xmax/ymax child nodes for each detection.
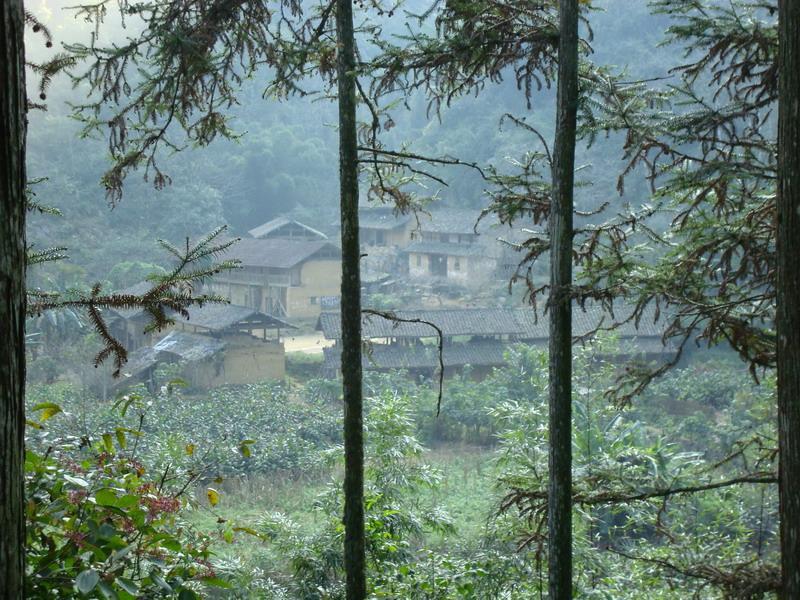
<box><xmin>429</xmin><ymin>255</ymin><xmax>447</xmax><ymax>277</ymax></box>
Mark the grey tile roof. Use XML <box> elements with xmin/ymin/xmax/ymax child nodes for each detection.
<box><xmin>318</xmin><ymin>308</ymin><xmax>536</xmax><ymax>339</ymax></box>
<box><xmin>359</xmin><ymin>207</ymin><xmax>413</xmax><ymax>230</ymax></box>
<box><xmin>107</xmin><ymin>281</ymin><xmax>157</xmax><ymax>320</ymax></box>
<box><xmin>178</xmin><ymin>303</ymin><xmax>296</xmax><ymax>332</ymax></box>
<box><xmin>220</xmin><ymin>237</ymin><xmax>340</xmax><ymax>269</ymax></box>
<box><xmin>119</xmin><ymin>331</ymin><xmax>226</xmax><ymax>380</ymax></box>
<box><xmin>318</xmin><ymin>303</ymin><xmax>669</xmax><ymax>341</ymax></box>
<box><xmin>421</xmin><ymin>209</ymin><xmax>491</xmax><ymax>235</ymax></box>
<box><xmin>153</xmin><ymin>331</ymin><xmax>226</xmax><ymax>361</ymax></box>
<box><xmin>108</xmin><ymin>282</ymin><xmax>297</xmax><ymax>331</ymax></box>
<box><xmin>248</xmin><ymin>217</ymin><xmax>328</xmax><ymax>240</ymax></box>
<box><xmin>402</xmin><ymin>241</ymin><xmax>489</xmax><ymax>257</ymax></box>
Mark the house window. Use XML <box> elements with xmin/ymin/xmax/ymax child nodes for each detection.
<box><xmin>416</xmin><ymin>255</ymin><xmax>422</xmax><ymax>267</ymax></box>
<box><xmin>454</xmin><ymin>258</ymin><xmax>461</xmax><ymax>271</ymax></box>
<box><xmin>310</xmin><ymin>296</ymin><xmax>318</xmax><ymax>305</ymax></box>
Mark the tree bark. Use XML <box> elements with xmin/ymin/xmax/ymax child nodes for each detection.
<box><xmin>548</xmin><ymin>1</ymin><xmax>578</xmax><ymax>598</ymax></box>
<box><xmin>0</xmin><ymin>0</ymin><xmax>28</xmax><ymax>597</ymax></box>
<box><xmin>335</xmin><ymin>0</ymin><xmax>366</xmax><ymax>598</ymax></box>
<box><xmin>777</xmin><ymin>1</ymin><xmax>800</xmax><ymax>597</ymax></box>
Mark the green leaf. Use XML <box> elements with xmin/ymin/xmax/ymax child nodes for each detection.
<box><xmin>102</xmin><ymin>433</ymin><xmax>114</xmax><ymax>454</ymax></box>
<box><xmin>95</xmin><ymin>488</ymin><xmax>118</xmax><ymax>507</ymax></box>
<box><xmin>115</xmin><ymin>428</ymin><xmax>127</xmax><ymax>449</ymax></box>
<box><xmin>116</xmin><ymin>495</ymin><xmax>138</xmax><ymax>509</ymax></box>
<box><xmin>115</xmin><ymin>577</ymin><xmax>139</xmax><ymax>595</ymax></box>
<box><xmin>206</xmin><ymin>488</ymin><xmax>220</xmax><ymax>507</ymax></box>
<box><xmin>239</xmin><ymin>439</ymin><xmax>255</xmax><ymax>458</ymax></box>
<box><xmin>150</xmin><ymin>571</ymin><xmax>172</xmax><ymax>592</ymax></box>
<box><xmin>64</xmin><ymin>474</ymin><xmax>89</xmax><ymax>488</ymax></box>
<box><xmin>201</xmin><ymin>576</ymin><xmax>232</xmax><ymax>588</ymax></box>
<box><xmin>161</xmin><ymin>538</ymin><xmax>181</xmax><ymax>553</ymax></box>
<box><xmin>76</xmin><ymin>569</ymin><xmax>100</xmax><ymax>594</ymax></box>
<box><xmin>32</xmin><ymin>401</ymin><xmax>62</xmax><ymax>421</ymax></box>
<box><xmin>178</xmin><ymin>590</ymin><xmax>198</xmax><ymax>600</ymax></box>
<box><xmin>97</xmin><ymin>580</ymin><xmax>117</xmax><ymax>599</ymax></box>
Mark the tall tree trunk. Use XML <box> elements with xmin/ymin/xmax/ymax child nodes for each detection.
<box><xmin>548</xmin><ymin>1</ymin><xmax>578</xmax><ymax>598</ymax></box>
<box><xmin>0</xmin><ymin>0</ymin><xmax>28</xmax><ymax>597</ymax></box>
<box><xmin>777</xmin><ymin>1</ymin><xmax>800</xmax><ymax>597</ymax></box>
<box><xmin>335</xmin><ymin>0</ymin><xmax>366</xmax><ymax>598</ymax></box>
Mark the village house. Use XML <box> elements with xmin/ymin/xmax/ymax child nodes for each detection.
<box><xmin>356</xmin><ymin>206</ymin><xmax>521</xmax><ymax>287</ymax></box>
<box><xmin>117</xmin><ymin>302</ymin><xmax>296</xmax><ymax>390</ymax></box>
<box><xmin>402</xmin><ymin>208</ymin><xmax>509</xmax><ymax>285</ymax></box>
<box><xmin>359</xmin><ymin>206</ymin><xmax>415</xmax><ymax>247</ymax></box>
<box><xmin>206</xmin><ymin>237</ymin><xmax>342</xmax><ymax>319</ymax></box>
<box><xmin>317</xmin><ymin>304</ymin><xmax>676</xmax><ymax>380</ymax></box>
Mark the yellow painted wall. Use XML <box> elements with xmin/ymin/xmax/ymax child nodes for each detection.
<box><xmin>408</xmin><ymin>252</ymin><xmax>430</xmax><ymax>278</ymax></box>
<box><xmin>206</xmin><ymin>259</ymin><xmax>342</xmax><ymax>319</ymax></box>
<box><xmin>185</xmin><ymin>337</ymin><xmax>285</xmax><ymax>388</ymax></box>
<box><xmin>287</xmin><ymin>259</ymin><xmax>342</xmax><ymax>319</ymax></box>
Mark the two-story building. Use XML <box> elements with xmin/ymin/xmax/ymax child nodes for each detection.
<box><xmin>207</xmin><ymin>237</ymin><xmax>342</xmax><ymax>319</ymax></box>
<box><xmin>401</xmin><ymin>208</ymin><xmax>509</xmax><ymax>286</ymax></box>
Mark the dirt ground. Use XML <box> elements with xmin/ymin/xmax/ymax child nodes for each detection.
<box><xmin>282</xmin><ymin>333</ymin><xmax>333</xmax><ymax>354</ymax></box>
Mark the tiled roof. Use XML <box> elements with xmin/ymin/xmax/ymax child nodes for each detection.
<box><xmin>318</xmin><ymin>308</ymin><xmax>536</xmax><ymax>339</ymax></box>
<box><xmin>119</xmin><ymin>331</ymin><xmax>226</xmax><ymax>380</ymax></box>
<box><xmin>220</xmin><ymin>237</ymin><xmax>340</xmax><ymax>269</ymax></box>
<box><xmin>402</xmin><ymin>241</ymin><xmax>489</xmax><ymax>257</ymax></box>
<box><xmin>248</xmin><ymin>217</ymin><xmax>328</xmax><ymax>240</ymax></box>
<box><xmin>318</xmin><ymin>303</ymin><xmax>668</xmax><ymax>340</ymax></box>
<box><xmin>359</xmin><ymin>207</ymin><xmax>413</xmax><ymax>230</ymax></box>
<box><xmin>420</xmin><ymin>209</ymin><xmax>494</xmax><ymax>235</ymax></box>
<box><xmin>153</xmin><ymin>331</ymin><xmax>226</xmax><ymax>361</ymax></box>
<box><xmin>177</xmin><ymin>303</ymin><xmax>296</xmax><ymax>332</ymax></box>
<box><xmin>108</xmin><ymin>283</ymin><xmax>296</xmax><ymax>331</ymax></box>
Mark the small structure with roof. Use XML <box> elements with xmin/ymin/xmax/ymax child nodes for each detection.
<box><xmin>115</xmin><ymin>302</ymin><xmax>297</xmax><ymax>390</ymax></box>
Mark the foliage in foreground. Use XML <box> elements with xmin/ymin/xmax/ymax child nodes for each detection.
<box><xmin>25</xmin><ymin>408</ymin><xmax>228</xmax><ymax>598</ymax></box>
<box><xmin>24</xmin><ymin>340</ymin><xmax>779</xmax><ymax>598</ymax></box>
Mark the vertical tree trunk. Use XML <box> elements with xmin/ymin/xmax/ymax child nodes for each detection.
<box><xmin>335</xmin><ymin>0</ymin><xmax>366</xmax><ymax>598</ymax></box>
<box><xmin>548</xmin><ymin>1</ymin><xmax>578</xmax><ymax>598</ymax></box>
<box><xmin>0</xmin><ymin>0</ymin><xmax>27</xmax><ymax>597</ymax></box>
<box><xmin>777</xmin><ymin>1</ymin><xmax>800</xmax><ymax>597</ymax></box>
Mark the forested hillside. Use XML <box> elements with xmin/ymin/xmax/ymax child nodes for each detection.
<box><xmin>26</xmin><ymin>0</ymin><xmax>665</xmax><ymax>286</ymax></box>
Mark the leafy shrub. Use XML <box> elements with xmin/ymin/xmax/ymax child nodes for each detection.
<box><xmin>25</xmin><ymin>406</ymin><xmax>228</xmax><ymax>598</ymax></box>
